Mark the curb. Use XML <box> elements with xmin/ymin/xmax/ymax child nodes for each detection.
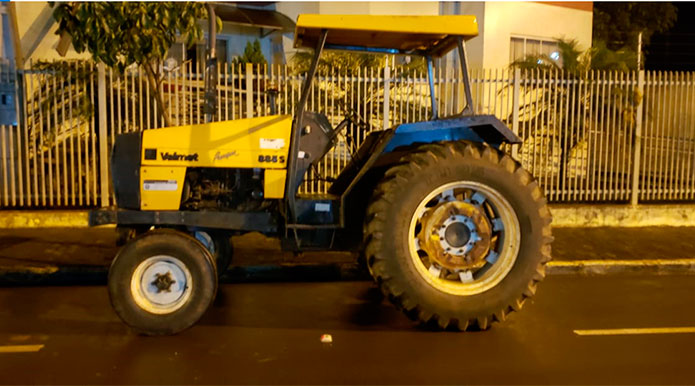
<box><xmin>550</xmin><ymin>204</ymin><xmax>695</xmax><ymax>227</ymax></box>
<box><xmin>0</xmin><ymin>211</ymin><xmax>89</xmax><ymax>228</ymax></box>
<box><xmin>2</xmin><ymin>259</ymin><xmax>695</xmax><ymax>286</ymax></box>
<box><xmin>547</xmin><ymin>259</ymin><xmax>695</xmax><ymax>275</ymax></box>
<box><xmin>5</xmin><ymin>205</ymin><xmax>695</xmax><ymax>228</ymax></box>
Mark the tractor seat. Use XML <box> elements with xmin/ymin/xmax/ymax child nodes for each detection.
<box><xmin>300</xmin><ymin>111</ymin><xmax>338</xmax><ymax>167</ymax></box>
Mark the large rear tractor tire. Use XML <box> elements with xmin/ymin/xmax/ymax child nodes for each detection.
<box><xmin>364</xmin><ymin>141</ymin><xmax>552</xmax><ymax>330</ymax></box>
<box><xmin>108</xmin><ymin>229</ymin><xmax>218</xmax><ymax>335</ymax></box>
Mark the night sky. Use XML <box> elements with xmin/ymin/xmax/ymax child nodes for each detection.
<box><xmin>645</xmin><ymin>2</ymin><xmax>695</xmax><ymax>71</ymax></box>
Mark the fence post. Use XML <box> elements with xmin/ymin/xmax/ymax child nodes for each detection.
<box><xmin>383</xmin><ymin>64</ymin><xmax>391</xmax><ymax>130</ymax></box>
<box><xmin>245</xmin><ymin>63</ymin><xmax>253</xmax><ymax>118</ymax></box>
<box><xmin>97</xmin><ymin>62</ymin><xmax>109</xmax><ymax>207</ymax></box>
<box><xmin>630</xmin><ymin>70</ymin><xmax>645</xmax><ymax>206</ymax></box>
<box><xmin>511</xmin><ymin>68</ymin><xmax>521</xmax><ymax>160</ymax></box>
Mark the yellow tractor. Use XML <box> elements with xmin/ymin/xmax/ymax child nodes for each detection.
<box><xmin>91</xmin><ymin>14</ymin><xmax>552</xmax><ymax>335</ymax></box>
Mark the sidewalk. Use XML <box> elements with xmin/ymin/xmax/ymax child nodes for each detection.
<box><xmin>1</xmin><ymin>226</ymin><xmax>695</xmax><ymax>284</ymax></box>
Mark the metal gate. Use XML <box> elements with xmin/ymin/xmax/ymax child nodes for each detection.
<box><xmin>1</xmin><ymin>59</ymin><xmax>695</xmax><ymax>208</ymax></box>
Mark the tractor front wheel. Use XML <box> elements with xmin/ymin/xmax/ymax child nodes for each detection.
<box><xmin>364</xmin><ymin>141</ymin><xmax>552</xmax><ymax>330</ymax></box>
<box><xmin>108</xmin><ymin>229</ymin><xmax>218</xmax><ymax>335</ymax></box>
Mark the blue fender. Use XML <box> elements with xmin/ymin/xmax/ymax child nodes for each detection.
<box><xmin>383</xmin><ymin>114</ymin><xmax>521</xmax><ymax>153</ymax></box>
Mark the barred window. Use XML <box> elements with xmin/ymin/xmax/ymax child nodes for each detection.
<box><xmin>510</xmin><ymin>36</ymin><xmax>562</xmax><ymax>66</ymax></box>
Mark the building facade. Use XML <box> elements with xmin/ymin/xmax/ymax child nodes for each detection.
<box><xmin>4</xmin><ymin>2</ymin><xmax>593</xmax><ymax>70</ymax></box>
<box><xmin>444</xmin><ymin>2</ymin><xmax>593</xmax><ymax>70</ymax></box>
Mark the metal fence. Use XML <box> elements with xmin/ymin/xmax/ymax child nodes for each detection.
<box><xmin>1</xmin><ymin>59</ymin><xmax>695</xmax><ymax>208</ymax></box>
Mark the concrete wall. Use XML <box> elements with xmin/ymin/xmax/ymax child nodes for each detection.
<box><xmin>481</xmin><ymin>2</ymin><xmax>593</xmax><ymax>69</ymax></box>
<box><xmin>13</xmin><ymin>3</ymin><xmax>283</xmax><ymax>66</ymax></box>
<box><xmin>13</xmin><ymin>2</ymin><xmax>89</xmax><ymax>67</ymax></box>
<box><xmin>439</xmin><ymin>2</ymin><xmax>592</xmax><ymax>70</ymax></box>
<box><xmin>11</xmin><ymin>2</ymin><xmax>593</xmax><ymax>70</ymax></box>
<box><xmin>457</xmin><ymin>2</ymin><xmax>486</xmax><ymax>71</ymax></box>
<box><xmin>277</xmin><ymin>1</ymin><xmax>439</xmax><ymax>17</ymax></box>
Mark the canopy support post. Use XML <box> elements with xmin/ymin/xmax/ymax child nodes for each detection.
<box><xmin>457</xmin><ymin>37</ymin><xmax>475</xmax><ymax>115</ymax></box>
<box><xmin>427</xmin><ymin>56</ymin><xmax>438</xmax><ymax>120</ymax></box>
<box><xmin>286</xmin><ymin>29</ymin><xmax>328</xmax><ymax>224</ymax></box>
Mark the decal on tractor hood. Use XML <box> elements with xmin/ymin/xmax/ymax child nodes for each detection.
<box><xmin>143</xmin><ymin>180</ymin><xmax>178</xmax><ymax>191</ymax></box>
<box><xmin>160</xmin><ymin>152</ymin><xmax>199</xmax><ymax>162</ymax></box>
<box><xmin>214</xmin><ymin>150</ymin><xmax>238</xmax><ymax>161</ymax></box>
<box><xmin>315</xmin><ymin>203</ymin><xmax>331</xmax><ymax>212</ymax></box>
<box><xmin>260</xmin><ymin>138</ymin><xmax>285</xmax><ymax>150</ymax></box>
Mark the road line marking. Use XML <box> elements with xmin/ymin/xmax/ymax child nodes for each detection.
<box><xmin>549</xmin><ymin>258</ymin><xmax>695</xmax><ymax>267</ymax></box>
<box><xmin>0</xmin><ymin>344</ymin><xmax>44</xmax><ymax>353</ymax></box>
<box><xmin>574</xmin><ymin>327</ymin><xmax>695</xmax><ymax>336</ymax></box>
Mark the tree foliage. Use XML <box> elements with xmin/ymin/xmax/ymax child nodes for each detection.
<box><xmin>593</xmin><ymin>2</ymin><xmax>678</xmax><ymax>50</ymax></box>
<box><xmin>232</xmin><ymin>40</ymin><xmax>267</xmax><ymax>66</ymax></box>
<box><xmin>51</xmin><ymin>2</ymin><xmax>218</xmax><ymax>127</ymax></box>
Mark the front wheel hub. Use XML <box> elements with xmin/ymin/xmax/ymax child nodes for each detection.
<box><xmin>418</xmin><ymin>201</ymin><xmax>492</xmax><ymax>270</ymax></box>
<box><xmin>131</xmin><ymin>255</ymin><xmax>193</xmax><ymax>315</ymax></box>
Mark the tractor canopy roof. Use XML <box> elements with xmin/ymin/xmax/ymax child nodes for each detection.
<box><xmin>293</xmin><ymin>14</ymin><xmax>479</xmax><ymax>57</ymax></box>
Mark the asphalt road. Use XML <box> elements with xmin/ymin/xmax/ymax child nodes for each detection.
<box><xmin>1</xmin><ymin>274</ymin><xmax>695</xmax><ymax>385</ymax></box>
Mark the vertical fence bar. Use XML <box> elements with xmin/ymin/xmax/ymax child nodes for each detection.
<box><xmin>36</xmin><ymin>65</ymin><xmax>47</xmax><ymax>206</ymax></box>
<box><xmin>607</xmin><ymin>71</ymin><xmax>617</xmax><ymax>200</ymax></box>
<box><xmin>89</xmin><ymin>62</ymin><xmax>97</xmax><ymax>205</ymax></box>
<box><xmin>175</xmin><ymin>64</ymin><xmax>181</xmax><ymax>126</ymax></box>
<box><xmin>590</xmin><ymin>70</ymin><xmax>600</xmax><ymax>201</ymax></box>
<box><xmin>511</xmin><ymin>68</ymin><xmax>520</xmax><ymax>160</ymax></box>
<box><xmin>1</xmin><ymin>123</ymin><xmax>7</xmax><ymax>206</ymax></box>
<box><xmin>138</xmin><ymin>66</ymin><xmax>144</xmax><ymax>130</ymax></box>
<box><xmin>28</xmin><ymin>63</ymin><xmax>38</xmax><ymax>206</ymax></box>
<box><xmin>539</xmin><ymin>69</ymin><xmax>548</xmax><ymax>197</ymax></box>
<box><xmin>224</xmin><ymin>63</ymin><xmax>229</xmax><ymax>121</ymax></box>
<box><xmin>643</xmin><ymin>71</ymin><xmax>653</xmax><ymax>200</ymax></box>
<box><xmin>662</xmin><ymin>72</ymin><xmax>674</xmax><ymax>200</ymax></box>
<box><xmin>617</xmin><ymin>72</ymin><xmax>626</xmax><ymax>199</ymax></box>
<box><xmin>553</xmin><ymin>69</ymin><xmax>560</xmax><ymax>200</ymax></box>
<box><xmin>655</xmin><ymin>71</ymin><xmax>665</xmax><ymax>200</ymax></box>
<box><xmin>217</xmin><ymin>61</ymin><xmax>222</xmax><ymax>121</ymax></box>
<box><xmin>650</xmin><ymin>71</ymin><xmax>660</xmax><ymax>200</ymax></box>
<box><xmin>383</xmin><ymin>64</ymin><xmax>391</xmax><ymax>130</ymax></box>
<box><xmin>76</xmin><ymin>62</ymin><xmax>85</xmax><ymax>206</ymax></box>
<box><xmin>570</xmin><ymin>72</ymin><xmax>579</xmax><ymax>201</ymax></box>
<box><xmin>245</xmin><ymin>63</ymin><xmax>253</xmax><ymax>118</ymax></box>
<box><xmin>677</xmin><ymin>72</ymin><xmax>687</xmax><ymax>199</ymax></box>
<box><xmin>83</xmin><ymin>62</ymin><xmax>91</xmax><ymax>205</ymax></box>
<box><xmin>685</xmin><ymin>73</ymin><xmax>694</xmax><ymax>199</ymax></box>
<box><xmin>97</xmin><ymin>63</ymin><xmax>109</xmax><ymax>207</ymax></box>
<box><xmin>9</xmin><ymin>69</ymin><xmax>17</xmax><ymax>205</ymax></box>
<box><xmin>108</xmin><ymin>68</ymin><xmax>115</xmax><ymax>204</ymax></box>
<box><xmin>59</xmin><ymin>64</ymin><xmax>67</xmax><ymax>205</ymax></box>
<box><xmin>66</xmin><ymin>63</ymin><xmax>76</xmax><ymax>205</ymax></box>
<box><xmin>577</xmin><ymin>71</ymin><xmax>587</xmax><ymax>201</ymax></box>
<box><xmin>597</xmin><ymin>70</ymin><xmax>607</xmax><ymax>200</ymax></box>
<box><xmin>667</xmin><ymin>71</ymin><xmax>676</xmax><ymax>199</ymax></box>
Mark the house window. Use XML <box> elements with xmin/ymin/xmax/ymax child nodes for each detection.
<box><xmin>166</xmin><ymin>39</ymin><xmax>230</xmax><ymax>71</ymax></box>
<box><xmin>185</xmin><ymin>39</ymin><xmax>229</xmax><ymax>69</ymax></box>
<box><xmin>510</xmin><ymin>36</ymin><xmax>562</xmax><ymax>66</ymax></box>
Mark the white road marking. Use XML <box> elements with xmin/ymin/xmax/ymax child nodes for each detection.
<box><xmin>0</xmin><ymin>344</ymin><xmax>44</xmax><ymax>353</ymax></box>
<box><xmin>574</xmin><ymin>327</ymin><xmax>695</xmax><ymax>336</ymax></box>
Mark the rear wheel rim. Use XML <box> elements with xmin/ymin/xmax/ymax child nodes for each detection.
<box><xmin>130</xmin><ymin>255</ymin><xmax>193</xmax><ymax>314</ymax></box>
<box><xmin>408</xmin><ymin>181</ymin><xmax>521</xmax><ymax>296</ymax></box>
